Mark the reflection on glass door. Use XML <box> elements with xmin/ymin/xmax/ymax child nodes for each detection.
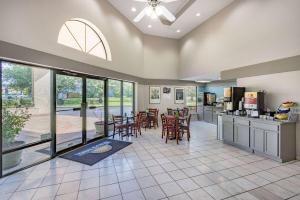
<box><xmin>86</xmin><ymin>78</ymin><xmax>105</xmax><ymax>141</ymax></box>
<box><xmin>123</xmin><ymin>82</ymin><xmax>134</xmax><ymax>116</ymax></box>
<box><xmin>1</xmin><ymin>61</ymin><xmax>51</xmax><ymax>175</ymax></box>
<box><xmin>56</xmin><ymin>74</ymin><xmax>83</xmax><ymax>152</ymax></box>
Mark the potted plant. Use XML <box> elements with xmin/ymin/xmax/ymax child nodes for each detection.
<box><xmin>2</xmin><ymin>107</ymin><xmax>31</xmax><ymax>170</ymax></box>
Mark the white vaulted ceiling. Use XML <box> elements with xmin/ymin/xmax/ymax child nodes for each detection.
<box><xmin>108</xmin><ymin>0</ymin><xmax>234</xmax><ymax>39</ymax></box>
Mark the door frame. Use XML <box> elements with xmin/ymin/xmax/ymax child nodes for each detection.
<box><xmin>53</xmin><ymin>70</ymin><xmax>108</xmax><ymax>155</ymax></box>
<box><xmin>0</xmin><ymin>59</ymin><xmax>135</xmax><ymax>177</ymax></box>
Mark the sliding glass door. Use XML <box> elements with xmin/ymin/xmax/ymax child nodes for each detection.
<box><xmin>1</xmin><ymin>61</ymin><xmax>51</xmax><ymax>176</ymax></box>
<box><xmin>0</xmin><ymin>60</ymin><xmax>135</xmax><ymax>177</ymax></box>
<box><xmin>56</xmin><ymin>73</ymin><xmax>83</xmax><ymax>152</ymax></box>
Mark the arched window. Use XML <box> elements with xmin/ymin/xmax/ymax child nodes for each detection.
<box><xmin>58</xmin><ymin>18</ymin><xmax>112</xmax><ymax>61</ymax></box>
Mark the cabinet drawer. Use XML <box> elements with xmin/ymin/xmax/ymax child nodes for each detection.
<box><xmin>251</xmin><ymin>122</ymin><xmax>279</xmax><ymax>132</ymax></box>
<box><xmin>222</xmin><ymin>116</ymin><xmax>234</xmax><ymax>123</ymax></box>
<box><xmin>235</xmin><ymin>118</ymin><xmax>250</xmax><ymax>126</ymax></box>
<box><xmin>204</xmin><ymin>106</ymin><xmax>213</xmax><ymax>111</ymax></box>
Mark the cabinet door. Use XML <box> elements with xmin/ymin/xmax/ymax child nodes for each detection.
<box><xmin>197</xmin><ymin>106</ymin><xmax>204</xmax><ymax>121</ymax></box>
<box><xmin>234</xmin><ymin>124</ymin><xmax>250</xmax><ymax>147</ymax></box>
<box><xmin>265</xmin><ymin>130</ymin><xmax>278</xmax><ymax>157</ymax></box>
<box><xmin>204</xmin><ymin>110</ymin><xmax>212</xmax><ymax>123</ymax></box>
<box><xmin>212</xmin><ymin>112</ymin><xmax>218</xmax><ymax>125</ymax></box>
<box><xmin>251</xmin><ymin>128</ymin><xmax>264</xmax><ymax>152</ymax></box>
<box><xmin>223</xmin><ymin>122</ymin><xmax>234</xmax><ymax>143</ymax></box>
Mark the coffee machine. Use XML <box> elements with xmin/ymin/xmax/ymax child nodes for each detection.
<box><xmin>244</xmin><ymin>92</ymin><xmax>264</xmax><ymax>117</ymax></box>
<box><xmin>223</xmin><ymin>87</ymin><xmax>245</xmax><ymax>112</ymax></box>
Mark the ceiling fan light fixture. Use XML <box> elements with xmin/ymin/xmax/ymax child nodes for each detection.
<box><xmin>151</xmin><ymin>12</ymin><xmax>158</xmax><ymax>19</ymax></box>
<box><xmin>146</xmin><ymin>7</ymin><xmax>152</xmax><ymax>16</ymax></box>
<box><xmin>155</xmin><ymin>6</ymin><xmax>163</xmax><ymax>16</ymax></box>
<box><xmin>133</xmin><ymin>0</ymin><xmax>176</xmax><ymax>23</ymax></box>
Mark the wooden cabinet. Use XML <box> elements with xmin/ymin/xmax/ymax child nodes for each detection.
<box><xmin>250</xmin><ymin>122</ymin><xmax>279</xmax><ymax>158</ymax></box>
<box><xmin>234</xmin><ymin>123</ymin><xmax>250</xmax><ymax>148</ymax></box>
<box><xmin>265</xmin><ymin>130</ymin><xmax>279</xmax><ymax>157</ymax></box>
<box><xmin>203</xmin><ymin>106</ymin><xmax>221</xmax><ymax>125</ymax></box>
<box><xmin>204</xmin><ymin>106</ymin><xmax>213</xmax><ymax>123</ymax></box>
<box><xmin>197</xmin><ymin>106</ymin><xmax>204</xmax><ymax>121</ymax></box>
<box><xmin>222</xmin><ymin>116</ymin><xmax>234</xmax><ymax>143</ymax></box>
<box><xmin>250</xmin><ymin>127</ymin><xmax>265</xmax><ymax>153</ymax></box>
<box><xmin>220</xmin><ymin>115</ymin><xmax>296</xmax><ymax>162</ymax></box>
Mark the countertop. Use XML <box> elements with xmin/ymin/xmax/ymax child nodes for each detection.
<box><xmin>218</xmin><ymin>112</ymin><xmax>296</xmax><ymax>125</ymax></box>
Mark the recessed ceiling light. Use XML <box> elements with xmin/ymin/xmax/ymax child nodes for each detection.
<box><xmin>176</xmin><ymin>29</ymin><xmax>181</xmax><ymax>33</ymax></box>
<box><xmin>195</xmin><ymin>80</ymin><xmax>211</xmax><ymax>83</ymax></box>
<box><xmin>131</xmin><ymin>7</ymin><xmax>137</xmax><ymax>12</ymax></box>
<box><xmin>196</xmin><ymin>13</ymin><xmax>201</xmax><ymax>17</ymax></box>
<box><xmin>148</xmin><ymin>25</ymin><xmax>152</xmax><ymax>28</ymax></box>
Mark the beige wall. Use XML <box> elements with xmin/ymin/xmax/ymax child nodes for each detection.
<box><xmin>137</xmin><ymin>84</ymin><xmax>196</xmax><ymax>113</ymax></box>
<box><xmin>0</xmin><ymin>0</ymin><xmax>143</xmax><ymax>77</ymax></box>
<box><xmin>0</xmin><ymin>0</ymin><xmax>180</xmax><ymax>80</ymax></box>
<box><xmin>143</xmin><ymin>35</ymin><xmax>179</xmax><ymax>79</ymax></box>
<box><xmin>237</xmin><ymin>70</ymin><xmax>300</xmax><ymax>158</ymax></box>
<box><xmin>179</xmin><ymin>0</ymin><xmax>300</xmax><ymax>80</ymax></box>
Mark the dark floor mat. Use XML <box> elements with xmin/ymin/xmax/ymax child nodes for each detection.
<box><xmin>59</xmin><ymin>139</ymin><xmax>131</xmax><ymax>165</ymax></box>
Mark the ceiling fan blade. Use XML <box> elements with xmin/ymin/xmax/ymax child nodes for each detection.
<box><xmin>160</xmin><ymin>0</ymin><xmax>178</xmax><ymax>3</ymax></box>
<box><xmin>133</xmin><ymin>7</ymin><xmax>149</xmax><ymax>22</ymax></box>
<box><xmin>133</xmin><ymin>0</ymin><xmax>148</xmax><ymax>2</ymax></box>
<box><xmin>157</xmin><ymin>5</ymin><xmax>176</xmax><ymax>22</ymax></box>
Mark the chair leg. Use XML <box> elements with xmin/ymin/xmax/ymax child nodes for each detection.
<box><xmin>165</xmin><ymin>130</ymin><xmax>168</xmax><ymax>143</ymax></box>
<box><xmin>188</xmin><ymin>129</ymin><xmax>190</xmax><ymax>141</ymax></box>
<box><xmin>176</xmin><ymin>131</ymin><xmax>179</xmax><ymax>145</ymax></box>
<box><xmin>113</xmin><ymin>126</ymin><xmax>116</xmax><ymax>139</ymax></box>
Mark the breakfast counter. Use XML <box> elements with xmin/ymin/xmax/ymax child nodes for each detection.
<box><xmin>218</xmin><ymin>113</ymin><xmax>296</xmax><ymax>162</ymax></box>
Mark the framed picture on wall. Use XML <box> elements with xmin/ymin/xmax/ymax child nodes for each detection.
<box><xmin>175</xmin><ymin>88</ymin><xmax>184</xmax><ymax>104</ymax></box>
<box><xmin>149</xmin><ymin>86</ymin><xmax>161</xmax><ymax>104</ymax></box>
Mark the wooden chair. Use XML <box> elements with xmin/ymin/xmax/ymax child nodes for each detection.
<box><xmin>183</xmin><ymin>107</ymin><xmax>189</xmax><ymax>116</ymax></box>
<box><xmin>127</xmin><ymin>114</ymin><xmax>141</xmax><ymax>137</ymax></box>
<box><xmin>161</xmin><ymin>113</ymin><xmax>167</xmax><ymax>138</ymax></box>
<box><xmin>139</xmin><ymin>111</ymin><xmax>148</xmax><ymax>131</ymax></box>
<box><xmin>148</xmin><ymin>108</ymin><xmax>159</xmax><ymax>128</ymax></box>
<box><xmin>112</xmin><ymin>115</ymin><xmax>127</xmax><ymax>138</ymax></box>
<box><xmin>165</xmin><ymin>116</ymin><xmax>180</xmax><ymax>144</ymax></box>
<box><xmin>179</xmin><ymin>114</ymin><xmax>192</xmax><ymax>142</ymax></box>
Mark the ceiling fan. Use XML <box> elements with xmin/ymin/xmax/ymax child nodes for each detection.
<box><xmin>133</xmin><ymin>0</ymin><xmax>177</xmax><ymax>23</ymax></box>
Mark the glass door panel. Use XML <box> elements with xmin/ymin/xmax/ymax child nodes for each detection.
<box><xmin>56</xmin><ymin>74</ymin><xmax>83</xmax><ymax>152</ymax></box>
<box><xmin>1</xmin><ymin>61</ymin><xmax>51</xmax><ymax>175</ymax></box>
<box><xmin>108</xmin><ymin>80</ymin><xmax>121</xmax><ymax>136</ymax></box>
<box><xmin>86</xmin><ymin>78</ymin><xmax>105</xmax><ymax>141</ymax></box>
<box><xmin>123</xmin><ymin>82</ymin><xmax>134</xmax><ymax>116</ymax></box>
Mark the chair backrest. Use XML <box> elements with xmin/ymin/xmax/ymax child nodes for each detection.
<box><xmin>148</xmin><ymin>108</ymin><xmax>157</xmax><ymax>114</ymax></box>
<box><xmin>113</xmin><ymin>115</ymin><xmax>123</xmax><ymax>124</ymax></box>
<box><xmin>167</xmin><ymin>108</ymin><xmax>173</xmax><ymax>115</ymax></box>
<box><xmin>178</xmin><ymin>111</ymin><xmax>184</xmax><ymax>117</ymax></box>
<box><xmin>138</xmin><ymin>111</ymin><xmax>147</xmax><ymax>121</ymax></box>
<box><xmin>187</xmin><ymin>114</ymin><xmax>192</xmax><ymax>127</ymax></box>
<box><xmin>161</xmin><ymin>113</ymin><xmax>166</xmax><ymax>124</ymax></box>
<box><xmin>183</xmin><ymin>107</ymin><xmax>189</xmax><ymax>116</ymax></box>
<box><xmin>165</xmin><ymin>115</ymin><xmax>178</xmax><ymax>129</ymax></box>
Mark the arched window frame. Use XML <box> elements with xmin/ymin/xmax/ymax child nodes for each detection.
<box><xmin>58</xmin><ymin>18</ymin><xmax>112</xmax><ymax>61</ymax></box>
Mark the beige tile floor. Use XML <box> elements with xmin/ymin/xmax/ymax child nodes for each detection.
<box><xmin>1</xmin><ymin>121</ymin><xmax>300</xmax><ymax>200</ymax></box>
